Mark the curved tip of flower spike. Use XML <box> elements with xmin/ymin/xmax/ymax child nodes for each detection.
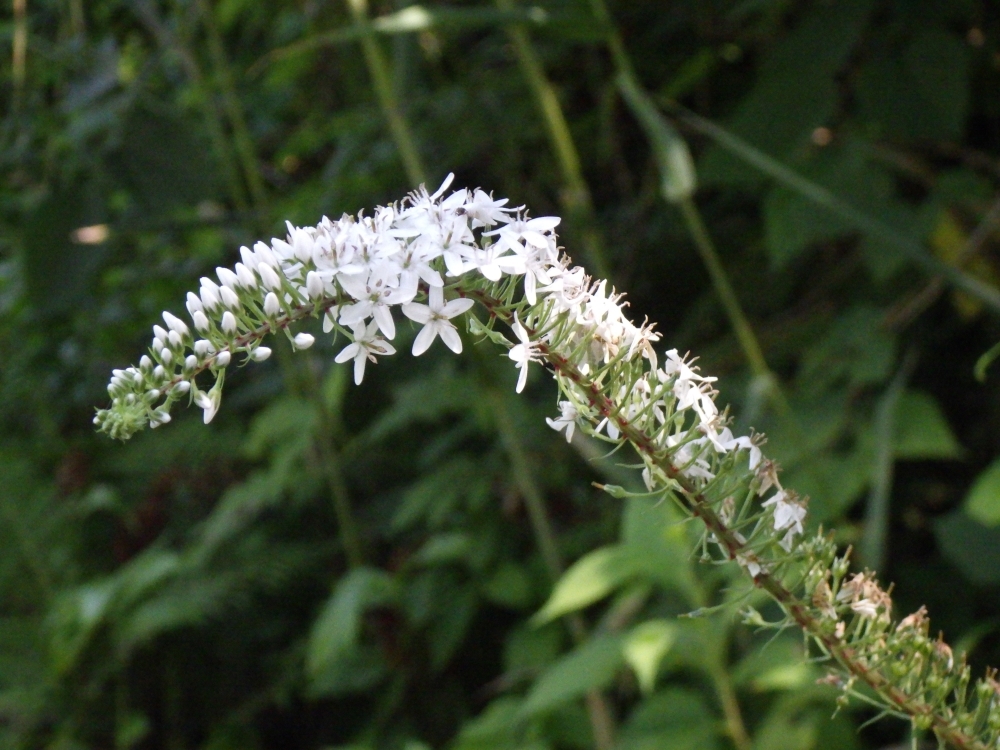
<box><xmin>93</xmin><ymin>405</ymin><xmax>149</xmax><ymax>441</ymax></box>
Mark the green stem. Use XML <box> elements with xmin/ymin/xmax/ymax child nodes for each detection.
<box><xmin>709</xmin><ymin>662</ymin><xmax>752</xmax><ymax>750</ymax></box>
<box><xmin>496</xmin><ymin>0</ymin><xmax>610</xmax><ymax>280</ymax></box>
<box><xmin>131</xmin><ymin>0</ymin><xmax>250</xmax><ymax>212</ymax></box>
<box><xmin>196</xmin><ymin>0</ymin><xmax>269</xmax><ymax>213</ymax></box>
<box><xmin>678</xmin><ymin>198</ymin><xmax>770</xmax><ymax>381</ymax></box>
<box><xmin>861</xmin><ymin>351</ymin><xmax>917</xmax><ymax>572</ymax></box>
<box><xmin>345</xmin><ymin>0</ymin><xmax>427</xmax><ymax>186</ymax></box>
<box><xmin>671</xmin><ymin>105</ymin><xmax>1000</xmax><ymax>317</ymax></box>
<box><xmin>486</xmin><ymin>386</ymin><xmax>615</xmax><ymax>750</ymax></box>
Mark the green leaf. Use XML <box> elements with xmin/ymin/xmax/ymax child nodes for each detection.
<box><xmin>934</xmin><ymin>510</ymin><xmax>1000</xmax><ymax>584</ymax></box>
<box><xmin>617</xmin><ymin>687</ymin><xmax>720</xmax><ymax>750</ymax></box>
<box><xmin>699</xmin><ymin>0</ymin><xmax>873</xmax><ymax>186</ymax></box>
<box><xmin>622</xmin><ymin>620</ymin><xmax>676</xmax><ymax>694</ymax></box>
<box><xmin>306</xmin><ymin>567</ymin><xmax>398</xmax><ymax>680</ymax></box>
<box><xmin>893</xmin><ymin>390</ymin><xmax>961</xmax><ymax>460</ymax></box>
<box><xmin>964</xmin><ymin>458</ymin><xmax>1000</xmax><ymax>526</ymax></box>
<box><xmin>857</xmin><ymin>29</ymin><xmax>969</xmax><ymax>142</ymax></box>
<box><xmin>481</xmin><ymin>561</ymin><xmax>535</xmax><ymax>610</ymax></box>
<box><xmin>531</xmin><ymin>546</ymin><xmax>641</xmax><ymax>626</ymax></box>
<box><xmin>762</xmin><ymin>142</ymin><xmax>897</xmax><ymax>268</ymax></box>
<box><xmin>518</xmin><ymin>634</ymin><xmax>625</xmax><ymax>718</ymax></box>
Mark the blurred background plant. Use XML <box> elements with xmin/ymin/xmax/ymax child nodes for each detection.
<box><xmin>3</xmin><ymin>1</ymin><xmax>1000</xmax><ymax>748</ymax></box>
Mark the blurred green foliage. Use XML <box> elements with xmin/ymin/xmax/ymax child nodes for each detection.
<box><xmin>3</xmin><ymin>1</ymin><xmax>1000</xmax><ymax>748</ymax></box>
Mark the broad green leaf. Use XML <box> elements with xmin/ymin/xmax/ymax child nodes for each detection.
<box><xmin>762</xmin><ymin>142</ymin><xmax>897</xmax><ymax>268</ymax></box>
<box><xmin>699</xmin><ymin>0</ymin><xmax>873</xmax><ymax>186</ymax></box>
<box><xmin>617</xmin><ymin>687</ymin><xmax>720</xmax><ymax>750</ymax></box>
<box><xmin>518</xmin><ymin>634</ymin><xmax>624</xmax><ymax>718</ymax></box>
<box><xmin>531</xmin><ymin>546</ymin><xmax>640</xmax><ymax>625</ymax></box>
<box><xmin>893</xmin><ymin>390</ymin><xmax>961</xmax><ymax>460</ymax></box>
<box><xmin>964</xmin><ymin>458</ymin><xmax>1000</xmax><ymax>526</ymax></box>
<box><xmin>503</xmin><ymin>623</ymin><xmax>563</xmax><ymax>674</ymax></box>
<box><xmin>620</xmin><ymin>497</ymin><xmax>698</xmax><ymax>603</ymax></box>
<box><xmin>481</xmin><ymin>561</ymin><xmax>534</xmax><ymax>610</ymax></box>
<box><xmin>732</xmin><ymin>634</ymin><xmax>816</xmax><ymax>692</ymax></box>
<box><xmin>857</xmin><ymin>29</ymin><xmax>969</xmax><ymax>142</ymax></box>
<box><xmin>306</xmin><ymin>567</ymin><xmax>398</xmax><ymax>679</ymax></box>
<box><xmin>935</xmin><ymin>510</ymin><xmax>1000</xmax><ymax>584</ymax></box>
<box><xmin>622</xmin><ymin>620</ymin><xmax>676</xmax><ymax>694</ymax></box>
<box><xmin>412</xmin><ymin>532</ymin><xmax>473</xmax><ymax>567</ymax></box>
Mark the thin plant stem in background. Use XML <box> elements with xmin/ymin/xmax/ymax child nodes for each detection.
<box><xmin>12</xmin><ymin>0</ymin><xmax>27</xmax><ymax>113</ymax></box>
<box><xmin>484</xmin><ymin>366</ymin><xmax>618</xmax><ymax>750</ymax></box>
<box><xmin>131</xmin><ymin>0</ymin><xmax>251</xmax><ymax>213</ymax></box>
<box><xmin>496</xmin><ymin>0</ymin><xmax>611</xmax><ymax>281</ymax></box>
<box><xmin>345</xmin><ymin>0</ymin><xmax>427</xmax><ymax>186</ymax></box>
<box><xmin>671</xmin><ymin>105</ymin><xmax>1000</xmax><ymax>316</ymax></box>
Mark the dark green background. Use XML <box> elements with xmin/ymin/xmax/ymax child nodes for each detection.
<box><xmin>3</xmin><ymin>1</ymin><xmax>1000</xmax><ymax>748</ymax></box>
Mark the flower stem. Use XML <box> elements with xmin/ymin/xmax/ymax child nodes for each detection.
<box><xmin>470</xmin><ymin>287</ymin><xmax>988</xmax><ymax>750</ymax></box>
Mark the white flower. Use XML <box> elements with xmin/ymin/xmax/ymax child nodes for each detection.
<box><xmin>400</xmin><ymin>286</ymin><xmax>474</xmax><ymax>355</ymax></box>
<box><xmin>545</xmin><ymin>401</ymin><xmax>579</xmax><ymax>442</ymax></box>
<box><xmin>194</xmin><ymin>388</ymin><xmax>221</xmax><ymax>424</ymax></box>
<box><xmin>293</xmin><ymin>332</ymin><xmax>315</xmax><ymax>350</ymax></box>
<box><xmin>762</xmin><ymin>490</ymin><xmax>806</xmax><ymax>551</ymax></box>
<box><xmin>335</xmin><ymin>320</ymin><xmax>397</xmax><ymax>385</ymax></box>
<box><xmin>507</xmin><ymin>313</ymin><xmax>538</xmax><ymax>393</ymax></box>
<box><xmin>263</xmin><ymin>292</ymin><xmax>281</xmax><ymax>317</ymax></box>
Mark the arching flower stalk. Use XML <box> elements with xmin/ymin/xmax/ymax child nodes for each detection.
<box><xmin>96</xmin><ymin>176</ymin><xmax>999</xmax><ymax>749</ymax></box>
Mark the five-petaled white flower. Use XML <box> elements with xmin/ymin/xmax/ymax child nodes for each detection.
<box><xmin>507</xmin><ymin>313</ymin><xmax>538</xmax><ymax>393</ymax></box>
<box><xmin>335</xmin><ymin>320</ymin><xmax>397</xmax><ymax>385</ymax></box>
<box><xmin>545</xmin><ymin>401</ymin><xmax>579</xmax><ymax>442</ymax></box>
<box><xmin>401</xmin><ymin>286</ymin><xmax>475</xmax><ymax>355</ymax></box>
<box><xmin>762</xmin><ymin>490</ymin><xmax>806</xmax><ymax>551</ymax></box>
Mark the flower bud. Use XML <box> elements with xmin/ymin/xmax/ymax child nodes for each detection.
<box><xmin>251</xmin><ymin>347</ymin><xmax>272</xmax><ymax>362</ymax></box>
<box><xmin>239</xmin><ymin>245</ymin><xmax>258</xmax><ymax>270</ymax></box>
<box><xmin>185</xmin><ymin>355</ymin><xmax>198</xmax><ymax>370</ymax></box>
<box><xmin>258</xmin><ymin>263</ymin><xmax>282</xmax><ymax>291</ymax></box>
<box><xmin>160</xmin><ymin>348</ymin><xmax>173</xmax><ymax>365</ymax></box>
<box><xmin>220</xmin><ymin>285</ymin><xmax>241</xmax><ymax>309</ymax></box>
<box><xmin>168</xmin><ymin>330</ymin><xmax>183</xmax><ymax>348</ymax></box>
<box><xmin>215</xmin><ymin>351</ymin><xmax>232</xmax><ymax>367</ymax></box>
<box><xmin>194</xmin><ymin>339</ymin><xmax>214</xmax><ymax>357</ymax></box>
<box><xmin>264</xmin><ymin>292</ymin><xmax>281</xmax><ymax>317</ymax></box>
<box><xmin>153</xmin><ymin>324</ymin><xmax>169</xmax><ymax>342</ymax></box>
<box><xmin>254</xmin><ymin>241</ymin><xmax>278</xmax><ymax>268</ymax></box>
<box><xmin>186</xmin><ymin>292</ymin><xmax>203</xmax><ymax>316</ymax></box>
<box><xmin>163</xmin><ymin>311</ymin><xmax>189</xmax><ymax>337</ymax></box>
<box><xmin>140</xmin><ymin>355</ymin><xmax>153</xmax><ymax>371</ymax></box>
<box><xmin>153</xmin><ymin>365</ymin><xmax>165</xmax><ymax>380</ymax></box>
<box><xmin>193</xmin><ymin>311</ymin><xmax>210</xmax><ymax>332</ymax></box>
<box><xmin>200</xmin><ymin>279</ymin><xmax>222</xmax><ymax>311</ymax></box>
<box><xmin>174</xmin><ymin>380</ymin><xmax>191</xmax><ymax>394</ymax></box>
<box><xmin>221</xmin><ymin>311</ymin><xmax>238</xmax><ymax>335</ymax></box>
<box><xmin>217</xmin><ymin>267</ymin><xmax>240</xmax><ymax>290</ymax></box>
<box><xmin>293</xmin><ymin>332</ymin><xmax>315</xmax><ymax>350</ymax></box>
<box><xmin>306</xmin><ymin>271</ymin><xmax>324</xmax><ymax>299</ymax></box>
<box><xmin>235</xmin><ymin>262</ymin><xmax>258</xmax><ymax>290</ymax></box>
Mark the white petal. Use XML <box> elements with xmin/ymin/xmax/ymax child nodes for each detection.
<box><xmin>401</xmin><ymin>303</ymin><xmax>432</xmax><ymax>324</ymax></box>
<box><xmin>515</xmin><ymin>363</ymin><xmax>528</xmax><ymax>393</ymax></box>
<box><xmin>440</xmin><ymin>298</ymin><xmax>474</xmax><ymax>319</ymax></box>
<box><xmin>373</xmin><ymin>305</ymin><xmax>395</xmax><ymax>339</ymax></box>
<box><xmin>353</xmin><ymin>352</ymin><xmax>367</xmax><ymax>385</ymax></box>
<box><xmin>335</xmin><ymin>343</ymin><xmax>360</xmax><ymax>364</ymax></box>
<box><xmin>412</xmin><ymin>323</ymin><xmax>438</xmax><ymax>356</ymax></box>
<box><xmin>438</xmin><ymin>323</ymin><xmax>462</xmax><ymax>354</ymax></box>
